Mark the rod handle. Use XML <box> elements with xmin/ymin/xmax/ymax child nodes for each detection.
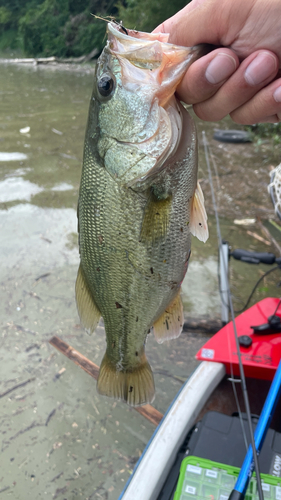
<box><xmin>231</xmin><ymin>249</ymin><xmax>276</xmax><ymax>265</ymax></box>
<box><xmin>228</xmin><ymin>490</ymin><xmax>245</xmax><ymax>500</ymax></box>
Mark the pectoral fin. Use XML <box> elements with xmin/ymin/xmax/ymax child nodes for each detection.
<box><xmin>153</xmin><ymin>291</ymin><xmax>184</xmax><ymax>344</ymax></box>
<box><xmin>190</xmin><ymin>181</ymin><xmax>209</xmax><ymax>242</ymax></box>
<box><xmin>75</xmin><ymin>264</ymin><xmax>101</xmax><ymax>334</ymax></box>
<box><xmin>140</xmin><ymin>191</ymin><xmax>172</xmax><ymax>244</ymax></box>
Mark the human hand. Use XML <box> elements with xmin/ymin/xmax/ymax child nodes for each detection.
<box><xmin>153</xmin><ymin>0</ymin><xmax>281</xmax><ymax>124</ymax></box>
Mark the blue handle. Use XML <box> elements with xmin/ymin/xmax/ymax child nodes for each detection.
<box><xmin>229</xmin><ymin>359</ymin><xmax>281</xmax><ymax>499</ymax></box>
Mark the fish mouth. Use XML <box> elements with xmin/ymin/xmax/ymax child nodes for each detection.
<box><xmin>108</xmin><ymin>22</ymin><xmax>171</xmax><ymax>44</ymax></box>
<box><xmin>107</xmin><ymin>22</ymin><xmax>193</xmax><ymax>186</ymax></box>
<box><xmin>107</xmin><ymin>21</ymin><xmax>202</xmax><ymax>63</ymax></box>
<box><xmin>107</xmin><ymin>22</ymin><xmax>202</xmax><ymax>107</ymax></box>
<box><xmin>99</xmin><ymin>22</ymin><xmax>203</xmax><ymax>187</ymax></box>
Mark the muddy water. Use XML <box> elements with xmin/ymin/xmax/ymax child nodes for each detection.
<box><xmin>0</xmin><ymin>63</ymin><xmax>280</xmax><ymax>500</ymax></box>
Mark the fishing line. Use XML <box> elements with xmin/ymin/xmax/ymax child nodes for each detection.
<box><xmin>210</xmin><ymin>146</ymin><xmax>221</xmax><ymax>196</ymax></box>
<box><xmin>203</xmin><ymin>133</ymin><xmax>248</xmax><ymax>450</ymax></box>
<box><xmin>211</xmin><ymin>150</ymin><xmax>281</xmax><ymax>315</ymax></box>
<box><xmin>202</xmin><ymin>131</ymin><xmax>264</xmax><ymax>500</ymax></box>
<box><xmin>205</xmin><ymin>135</ymin><xmax>249</xmax><ymax>453</ymax></box>
<box><xmin>225</xmin><ymin>328</ymin><xmax>249</xmax><ymax>453</ymax></box>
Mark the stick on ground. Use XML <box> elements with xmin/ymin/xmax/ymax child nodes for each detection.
<box><xmin>49</xmin><ymin>336</ymin><xmax>163</xmax><ymax>426</ymax></box>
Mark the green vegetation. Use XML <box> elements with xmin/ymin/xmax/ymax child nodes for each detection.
<box><xmin>247</xmin><ymin>123</ymin><xmax>281</xmax><ymax>145</ymax></box>
<box><xmin>117</xmin><ymin>0</ymin><xmax>188</xmax><ymax>33</ymax></box>
<box><xmin>0</xmin><ymin>0</ymin><xmax>190</xmax><ymax>57</ymax></box>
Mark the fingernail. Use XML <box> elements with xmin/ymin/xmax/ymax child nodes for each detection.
<box><xmin>273</xmin><ymin>86</ymin><xmax>281</xmax><ymax>103</ymax></box>
<box><xmin>244</xmin><ymin>51</ymin><xmax>277</xmax><ymax>86</ymax></box>
<box><xmin>205</xmin><ymin>53</ymin><xmax>237</xmax><ymax>85</ymax></box>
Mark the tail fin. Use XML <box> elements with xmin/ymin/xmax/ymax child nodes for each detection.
<box><xmin>97</xmin><ymin>352</ymin><xmax>155</xmax><ymax>407</ymax></box>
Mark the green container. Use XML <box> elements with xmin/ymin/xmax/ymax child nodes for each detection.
<box><xmin>173</xmin><ymin>456</ymin><xmax>281</xmax><ymax>500</ymax></box>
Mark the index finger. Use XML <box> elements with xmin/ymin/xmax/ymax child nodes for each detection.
<box><xmin>152</xmin><ymin>0</ymin><xmax>202</xmax><ymax>36</ymax></box>
<box><xmin>152</xmin><ymin>0</ymin><xmax>254</xmax><ymax>50</ymax></box>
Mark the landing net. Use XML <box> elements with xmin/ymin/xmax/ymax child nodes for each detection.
<box><xmin>268</xmin><ymin>163</ymin><xmax>281</xmax><ymax>219</ymax></box>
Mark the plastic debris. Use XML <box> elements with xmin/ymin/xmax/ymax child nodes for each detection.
<box><xmin>20</xmin><ymin>126</ymin><xmax>30</xmax><ymax>134</ymax></box>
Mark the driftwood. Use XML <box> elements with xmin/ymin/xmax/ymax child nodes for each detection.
<box><xmin>257</xmin><ymin>219</ymin><xmax>281</xmax><ymax>256</ymax></box>
<box><xmin>0</xmin><ymin>48</ymin><xmax>99</xmax><ymax>66</ymax></box>
<box><xmin>59</xmin><ymin>48</ymin><xmax>99</xmax><ymax>63</ymax></box>
<box><xmin>0</xmin><ymin>56</ymin><xmax>57</xmax><ymax>64</ymax></box>
<box><xmin>49</xmin><ymin>336</ymin><xmax>163</xmax><ymax>426</ymax></box>
<box><xmin>246</xmin><ymin>230</ymin><xmax>271</xmax><ymax>246</ymax></box>
<box><xmin>183</xmin><ymin>316</ymin><xmax>222</xmax><ymax>334</ymax></box>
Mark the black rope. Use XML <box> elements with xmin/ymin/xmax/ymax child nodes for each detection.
<box><xmin>216</xmin><ymin>251</ymin><xmax>281</xmax><ymax>315</ymax></box>
<box><xmin>272</xmin><ymin>298</ymin><xmax>281</xmax><ymax>316</ymax></box>
<box><xmin>234</xmin><ymin>266</ymin><xmax>281</xmax><ymax>314</ymax></box>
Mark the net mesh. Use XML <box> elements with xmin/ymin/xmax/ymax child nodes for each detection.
<box><xmin>268</xmin><ymin>163</ymin><xmax>281</xmax><ymax>219</ymax></box>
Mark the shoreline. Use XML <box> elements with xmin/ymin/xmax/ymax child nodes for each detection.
<box><xmin>0</xmin><ymin>56</ymin><xmax>96</xmax><ymax>73</ymax></box>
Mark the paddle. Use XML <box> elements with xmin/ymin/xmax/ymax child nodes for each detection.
<box><xmin>228</xmin><ymin>358</ymin><xmax>281</xmax><ymax>500</ymax></box>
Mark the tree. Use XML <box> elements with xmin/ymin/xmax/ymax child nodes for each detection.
<box><xmin>117</xmin><ymin>0</ymin><xmax>191</xmax><ymax>33</ymax></box>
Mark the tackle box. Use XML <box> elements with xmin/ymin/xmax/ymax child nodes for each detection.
<box><xmin>158</xmin><ymin>411</ymin><xmax>281</xmax><ymax>500</ymax></box>
<box><xmin>173</xmin><ymin>456</ymin><xmax>281</xmax><ymax>500</ymax></box>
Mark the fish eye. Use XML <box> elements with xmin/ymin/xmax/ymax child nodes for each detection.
<box><xmin>97</xmin><ymin>74</ymin><xmax>115</xmax><ymax>97</ymax></box>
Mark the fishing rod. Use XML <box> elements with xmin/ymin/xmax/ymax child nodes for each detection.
<box><xmin>223</xmin><ymin>166</ymin><xmax>281</xmax><ymax>499</ymax></box>
<box><xmin>202</xmin><ymin>132</ymin><xmax>264</xmax><ymax>500</ymax></box>
<box><xmin>228</xmin><ymin>358</ymin><xmax>281</xmax><ymax>500</ymax></box>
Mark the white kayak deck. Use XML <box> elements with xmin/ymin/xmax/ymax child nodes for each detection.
<box><xmin>119</xmin><ymin>361</ymin><xmax>226</xmax><ymax>500</ymax></box>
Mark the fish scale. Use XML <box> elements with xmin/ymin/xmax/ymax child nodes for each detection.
<box><xmin>75</xmin><ymin>22</ymin><xmax>208</xmax><ymax>406</ymax></box>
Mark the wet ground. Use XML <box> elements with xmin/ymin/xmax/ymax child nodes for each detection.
<box><xmin>0</xmin><ymin>62</ymin><xmax>281</xmax><ymax>499</ymax></box>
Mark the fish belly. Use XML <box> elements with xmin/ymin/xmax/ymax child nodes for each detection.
<box><xmin>77</xmin><ymin>147</ymin><xmax>191</xmax><ymax>405</ymax></box>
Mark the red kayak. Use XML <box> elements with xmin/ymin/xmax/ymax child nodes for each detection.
<box><xmin>197</xmin><ymin>297</ymin><xmax>281</xmax><ymax>381</ymax></box>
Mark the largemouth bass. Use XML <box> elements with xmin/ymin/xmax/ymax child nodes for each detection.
<box><xmin>76</xmin><ymin>22</ymin><xmax>208</xmax><ymax>407</ymax></box>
